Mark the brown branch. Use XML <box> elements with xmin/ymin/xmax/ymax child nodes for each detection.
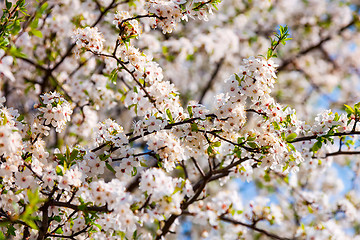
<box><xmin>90</xmin><ymin>114</ymin><xmax>218</xmax><ymax>152</ymax></box>
<box><xmin>18</xmin><ymin>56</ymin><xmax>48</xmax><ymax>71</ymax></box>
<box><xmin>112</xmin><ymin>150</ymin><xmax>156</xmax><ymax>161</ymax></box>
<box><xmin>89</xmin><ymin>50</ymin><xmax>161</xmax><ymax>112</ymax></box>
<box><xmin>91</xmin><ymin>110</ymin><xmax>265</xmax><ymax>154</ymax></box>
<box><xmin>48</xmin><ymin>225</ymin><xmax>90</xmax><ymax>239</ymax></box>
<box><xmin>49</xmin><ymin>200</ymin><xmax>110</xmax><ymax>213</ymax></box>
<box><xmin>198</xmin><ymin>129</ymin><xmax>262</xmax><ymax>153</ymax></box>
<box><xmin>37</xmin><ymin>0</ymin><xmax>121</xmax><ymax>93</ymax></box>
<box><xmin>156</xmin><ymin>172</ymin><xmax>211</xmax><ymax>240</ymax></box>
<box><xmin>277</xmin><ymin>18</ymin><xmax>356</xmax><ymax>72</ymax></box>
<box><xmin>190</xmin><ymin>0</ymin><xmax>212</xmax><ymax>12</ymax></box>
<box><xmin>156</xmin><ymin>156</ymin><xmax>251</xmax><ymax>239</ymax></box>
<box><xmin>290</xmin><ymin>131</ymin><xmax>360</xmax><ymax>143</ymax></box>
<box><xmin>139</xmin><ymin>194</ymin><xmax>152</xmax><ymax>211</ymax></box>
<box><xmin>191</xmin><ymin>157</ymin><xmax>205</xmax><ymax>177</ymax></box>
<box><xmin>37</xmin><ymin>187</ymin><xmax>57</xmax><ymax>240</ymax></box>
<box><xmin>180</xmin><ymin>160</ymin><xmax>189</xmax><ymax>179</ymax></box>
<box><xmin>220</xmin><ymin>216</ymin><xmax>293</xmax><ymax>240</ymax></box>
<box><xmin>199</xmin><ymin>57</ymin><xmax>225</xmax><ymax>104</ymax></box>
<box><xmin>323</xmin><ymin>150</ymin><xmax>360</xmax><ymax>158</ymax></box>
<box><xmin>47</xmin><ymin>210</ymin><xmax>78</xmax><ymax>237</ymax></box>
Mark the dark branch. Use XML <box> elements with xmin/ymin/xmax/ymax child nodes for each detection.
<box><xmin>220</xmin><ymin>216</ymin><xmax>293</xmax><ymax>240</ymax></box>
<box><xmin>199</xmin><ymin>57</ymin><xmax>225</xmax><ymax>104</ymax></box>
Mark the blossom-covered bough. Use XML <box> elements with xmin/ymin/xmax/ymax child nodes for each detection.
<box><xmin>1</xmin><ymin>0</ymin><xmax>360</xmax><ymax>239</ymax></box>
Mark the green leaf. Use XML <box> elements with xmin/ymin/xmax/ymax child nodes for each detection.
<box><xmin>6</xmin><ymin>0</ymin><xmax>12</xmax><ymax>9</ymax></box>
<box><xmin>166</xmin><ymin>109</ymin><xmax>174</xmax><ymax>123</ymax></box>
<box><xmin>281</xmin><ymin>132</ymin><xmax>285</xmax><ymax>140</ymax></box>
<box><xmin>55</xmin><ymin>166</ymin><xmax>63</xmax><ymax>176</ymax></box>
<box><xmin>131</xmin><ymin>167</ymin><xmax>137</xmax><ymax>176</ymax></box>
<box><xmin>16</xmin><ymin>114</ymin><xmax>24</xmax><ymax>122</ymax></box>
<box><xmin>344</xmin><ymin>104</ymin><xmax>354</xmax><ymax>115</ymax></box>
<box><xmin>106</xmin><ymin>162</ymin><xmax>116</xmax><ymax>174</ymax></box>
<box><xmin>212</xmin><ymin>141</ymin><xmax>221</xmax><ymax>148</ymax></box>
<box><xmin>187</xmin><ymin>106</ymin><xmax>193</xmax><ymax>118</ymax></box>
<box><xmin>264</xmin><ymin>172</ymin><xmax>271</xmax><ymax>182</ymax></box>
<box><xmin>66</xmin><ymin>145</ymin><xmax>70</xmax><ymax>161</ymax></box>
<box><xmin>207</xmin><ymin>146</ymin><xmax>214</xmax><ymax>155</ymax></box>
<box><xmin>235</xmin><ymin>149</ymin><xmax>242</xmax><ymax>158</ymax></box>
<box><xmin>109</xmin><ymin>68</ymin><xmax>118</xmax><ymax>84</ymax></box>
<box><xmin>247</xmin><ymin>135</ymin><xmax>256</xmax><ymax>142</ymax></box>
<box><xmin>53</xmin><ymin>215</ymin><xmax>61</xmax><ymax>222</ymax></box>
<box><xmin>285</xmin><ymin>133</ymin><xmax>297</xmax><ymax>142</ymax></box>
<box><xmin>7</xmin><ymin>225</ymin><xmax>16</xmax><ymax>236</ymax></box>
<box><xmin>30</xmin><ymin>29</ymin><xmax>43</xmax><ymax>38</ymax></box>
<box><xmin>272</xmin><ymin>122</ymin><xmax>280</xmax><ymax>130</ymax></box>
<box><xmin>283</xmin><ymin>176</ymin><xmax>289</xmax><ymax>184</ymax></box>
<box><xmin>78</xmin><ymin>204</ymin><xmax>87</xmax><ymax>211</ymax></box>
<box><xmin>287</xmin><ymin>143</ymin><xmax>296</xmax><ymax>151</ymax></box>
<box><xmin>307</xmin><ymin>205</ymin><xmax>313</xmax><ymax>213</ymax></box>
<box><xmin>247</xmin><ymin>142</ymin><xmax>258</xmax><ymax>149</ymax></box>
<box><xmin>39</xmin><ymin>2</ymin><xmax>49</xmax><ymax>13</ymax></box>
<box><xmin>234</xmin><ymin>73</ymin><xmax>241</xmax><ymax>82</ymax></box>
<box><xmin>99</xmin><ymin>154</ymin><xmax>110</xmax><ymax>161</ymax></box>
<box><xmin>70</xmin><ymin>149</ymin><xmax>79</xmax><ymax>161</ymax></box>
<box><xmin>354</xmin><ymin>102</ymin><xmax>360</xmax><ymax>116</ymax></box>
<box><xmin>237</xmin><ymin>137</ymin><xmax>244</xmax><ymax>144</ymax></box>
<box><xmin>190</xmin><ymin>122</ymin><xmax>198</xmax><ymax>132</ymax></box>
<box><xmin>1</xmin><ymin>113</ymin><xmax>8</xmax><ymax>125</ymax></box>
<box><xmin>311</xmin><ymin>140</ymin><xmax>322</xmax><ymax>153</ymax></box>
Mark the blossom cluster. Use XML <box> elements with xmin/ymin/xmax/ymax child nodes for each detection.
<box><xmin>145</xmin><ymin>0</ymin><xmax>183</xmax><ymax>34</ymax></box>
<box><xmin>34</xmin><ymin>91</ymin><xmax>73</xmax><ymax>133</ymax></box>
<box><xmin>114</xmin><ymin>11</ymin><xmax>141</xmax><ymax>39</ymax></box>
<box><xmin>72</xmin><ymin>26</ymin><xmax>105</xmax><ymax>56</ymax></box>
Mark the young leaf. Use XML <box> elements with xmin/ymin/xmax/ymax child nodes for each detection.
<box><xmin>286</xmin><ymin>133</ymin><xmax>297</xmax><ymax>142</ymax></box>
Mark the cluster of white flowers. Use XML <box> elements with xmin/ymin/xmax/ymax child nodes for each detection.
<box><xmin>140</xmin><ymin>168</ymin><xmax>175</xmax><ymax>199</ymax></box>
<box><xmin>188</xmin><ymin>102</ymin><xmax>209</xmax><ymax>119</ymax></box>
<box><xmin>122</xmin><ymin>63</ymin><xmax>180</xmax><ymax>118</ymax></box>
<box><xmin>81</xmin><ymin>179</ymin><xmax>139</xmax><ymax>235</ymax></box>
<box><xmin>145</xmin><ymin>0</ymin><xmax>183</xmax><ymax>34</ymax></box>
<box><xmin>144</xmin><ymin>115</ymin><xmax>167</xmax><ymax>133</ymax></box>
<box><xmin>77</xmin><ymin>150</ymin><xmax>105</xmax><ymax>177</ymax></box>
<box><xmin>72</xmin><ymin>27</ymin><xmax>105</xmax><ymax>55</ymax></box>
<box><xmin>0</xmin><ymin>190</ymin><xmax>23</xmax><ymax>214</ymax></box>
<box><xmin>245</xmin><ymin>197</ymin><xmax>284</xmax><ymax>225</ymax></box>
<box><xmin>120</xmin><ymin>45</ymin><xmax>146</xmax><ymax>66</ymax></box>
<box><xmin>95</xmin><ymin>118</ymin><xmax>128</xmax><ymax>147</ymax></box>
<box><xmin>238</xmin><ymin>57</ymin><xmax>278</xmax><ymax>101</ymax></box>
<box><xmin>114</xmin><ymin>155</ymin><xmax>139</xmax><ymax>177</ymax></box>
<box><xmin>311</xmin><ymin>109</ymin><xmax>349</xmax><ymax>135</ymax></box>
<box><xmin>0</xmin><ymin>120</ymin><xmax>22</xmax><ymax>158</ymax></box>
<box><xmin>214</xmin><ymin>99</ymin><xmax>247</xmax><ymax>131</ymax></box>
<box><xmin>35</xmin><ymin>91</ymin><xmax>73</xmax><ymax>133</ymax></box>
<box><xmin>189</xmin><ymin>190</ymin><xmax>243</xmax><ymax>227</ymax></box>
<box><xmin>113</xmin><ymin>11</ymin><xmax>141</xmax><ymax>39</ymax></box>
<box><xmin>58</xmin><ymin>166</ymin><xmax>84</xmax><ymax>190</ymax></box>
<box><xmin>145</xmin><ymin>131</ymin><xmax>185</xmax><ymax>171</ymax></box>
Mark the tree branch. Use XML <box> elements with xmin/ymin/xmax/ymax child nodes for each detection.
<box><xmin>220</xmin><ymin>216</ymin><xmax>293</xmax><ymax>240</ymax></box>
<box><xmin>199</xmin><ymin>57</ymin><xmax>225</xmax><ymax>104</ymax></box>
